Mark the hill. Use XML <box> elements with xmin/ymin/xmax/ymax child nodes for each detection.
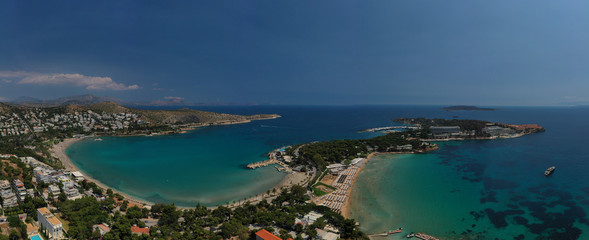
<box><xmin>69</xmin><ymin>101</ymin><xmax>279</xmax><ymax>125</ymax></box>
<box><xmin>12</xmin><ymin>94</ymin><xmax>122</xmax><ymax>107</ymax></box>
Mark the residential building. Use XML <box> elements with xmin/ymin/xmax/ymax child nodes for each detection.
<box><xmin>93</xmin><ymin>223</ymin><xmax>111</xmax><ymax>236</ymax></box>
<box><xmin>70</xmin><ymin>171</ymin><xmax>85</xmax><ymax>182</ymax></box>
<box><xmin>131</xmin><ymin>226</ymin><xmax>150</xmax><ymax>236</ymax></box>
<box><xmin>63</xmin><ymin>182</ymin><xmax>81</xmax><ymax>200</ymax></box>
<box><xmin>0</xmin><ymin>180</ymin><xmax>18</xmax><ymax>208</ymax></box>
<box><xmin>12</xmin><ymin>179</ymin><xmax>27</xmax><ymax>201</ymax></box>
<box><xmin>255</xmin><ymin>229</ymin><xmax>282</xmax><ymax>240</ymax></box>
<box><xmin>37</xmin><ymin>207</ymin><xmax>64</xmax><ymax>239</ymax></box>
<box><xmin>317</xmin><ymin>229</ymin><xmax>339</xmax><ymax>240</ymax></box>
<box><xmin>48</xmin><ymin>185</ymin><xmax>60</xmax><ymax>196</ymax></box>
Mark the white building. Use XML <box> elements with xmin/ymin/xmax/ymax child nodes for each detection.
<box><xmin>70</xmin><ymin>171</ymin><xmax>85</xmax><ymax>182</ymax></box>
<box><xmin>37</xmin><ymin>207</ymin><xmax>64</xmax><ymax>239</ymax></box>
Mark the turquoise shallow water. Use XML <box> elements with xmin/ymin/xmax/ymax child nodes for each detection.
<box><xmin>66</xmin><ymin>106</ymin><xmax>389</xmax><ymax>207</ymax></box>
<box><xmin>67</xmin><ymin>127</ymin><xmax>287</xmax><ymax>206</ymax></box>
<box><xmin>350</xmin><ymin>107</ymin><xmax>589</xmax><ymax>239</ymax></box>
<box><xmin>67</xmin><ymin>106</ymin><xmax>589</xmax><ymax>238</ymax></box>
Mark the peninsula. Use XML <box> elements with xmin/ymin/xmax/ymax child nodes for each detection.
<box><xmin>0</xmin><ymin>110</ymin><xmax>545</xmax><ymax>240</ymax></box>
<box><xmin>249</xmin><ymin>118</ymin><xmax>544</xmax><ymax>223</ymax></box>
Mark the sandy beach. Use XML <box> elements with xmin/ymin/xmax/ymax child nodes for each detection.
<box><xmin>51</xmin><ymin>137</ymin><xmax>310</xmax><ymax>209</ymax></box>
<box><xmin>340</xmin><ymin>152</ymin><xmax>376</xmax><ymax>218</ymax></box>
<box><xmin>225</xmin><ymin>170</ymin><xmax>313</xmax><ymax>209</ymax></box>
<box><xmin>50</xmin><ymin>137</ymin><xmax>153</xmax><ymax>208</ymax></box>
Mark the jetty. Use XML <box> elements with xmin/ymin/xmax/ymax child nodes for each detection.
<box><xmin>405</xmin><ymin>233</ymin><xmax>440</xmax><ymax>240</ymax></box>
<box><xmin>247</xmin><ymin>159</ymin><xmax>279</xmax><ymax>169</ymax></box>
<box><xmin>247</xmin><ymin>156</ymin><xmax>290</xmax><ymax>172</ymax></box>
<box><xmin>360</xmin><ymin>126</ymin><xmax>419</xmax><ymax>133</ymax></box>
<box><xmin>367</xmin><ymin>232</ymin><xmax>389</xmax><ymax>237</ymax></box>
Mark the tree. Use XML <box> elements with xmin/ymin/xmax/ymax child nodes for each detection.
<box><xmin>8</xmin><ymin>230</ymin><xmax>19</xmax><ymax>240</ymax></box>
<box><xmin>294</xmin><ymin>223</ymin><xmax>304</xmax><ymax>233</ymax></box>
<box><xmin>158</xmin><ymin>204</ymin><xmax>180</xmax><ymax>227</ymax></box>
<box><xmin>279</xmin><ymin>229</ymin><xmax>292</xmax><ymax>240</ymax></box>
<box><xmin>58</xmin><ymin>192</ymin><xmax>67</xmax><ymax>202</ymax></box>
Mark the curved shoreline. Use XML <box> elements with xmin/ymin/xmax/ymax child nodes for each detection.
<box><xmin>51</xmin><ymin>136</ymin><xmax>306</xmax><ymax>209</ymax></box>
<box><xmin>51</xmin><ymin>137</ymin><xmax>153</xmax><ymax>208</ymax></box>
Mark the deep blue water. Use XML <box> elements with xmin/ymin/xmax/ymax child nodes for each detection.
<box><xmin>68</xmin><ymin>105</ymin><xmax>589</xmax><ymax>238</ymax></box>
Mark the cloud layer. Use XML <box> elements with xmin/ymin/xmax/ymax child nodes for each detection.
<box><xmin>0</xmin><ymin>71</ymin><xmax>139</xmax><ymax>90</ymax></box>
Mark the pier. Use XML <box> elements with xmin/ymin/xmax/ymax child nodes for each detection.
<box><xmin>360</xmin><ymin>126</ymin><xmax>419</xmax><ymax>133</ymax></box>
<box><xmin>406</xmin><ymin>233</ymin><xmax>440</xmax><ymax>240</ymax></box>
<box><xmin>246</xmin><ymin>148</ymin><xmax>291</xmax><ymax>172</ymax></box>
<box><xmin>247</xmin><ymin>158</ymin><xmax>279</xmax><ymax>169</ymax></box>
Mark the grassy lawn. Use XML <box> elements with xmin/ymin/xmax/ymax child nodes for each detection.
<box><xmin>315</xmin><ymin>182</ymin><xmax>336</xmax><ymax>190</ymax></box>
<box><xmin>312</xmin><ymin>182</ymin><xmax>337</xmax><ymax>196</ymax></box>
<box><xmin>312</xmin><ymin>187</ymin><xmax>328</xmax><ymax>197</ymax></box>
<box><xmin>54</xmin><ymin>214</ymin><xmax>70</xmax><ymax>232</ymax></box>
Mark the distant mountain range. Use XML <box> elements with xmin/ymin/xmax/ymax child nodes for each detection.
<box><xmin>5</xmin><ymin>94</ymin><xmax>199</xmax><ymax>107</ymax></box>
<box><xmin>0</xmin><ymin>100</ymin><xmax>279</xmax><ymax>125</ymax></box>
<box><xmin>11</xmin><ymin>95</ymin><xmax>123</xmax><ymax>107</ymax></box>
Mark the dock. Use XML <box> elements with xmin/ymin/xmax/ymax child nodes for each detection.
<box><xmin>360</xmin><ymin>126</ymin><xmax>419</xmax><ymax>133</ymax></box>
<box><xmin>406</xmin><ymin>233</ymin><xmax>439</xmax><ymax>240</ymax></box>
<box><xmin>367</xmin><ymin>232</ymin><xmax>389</xmax><ymax>237</ymax></box>
<box><xmin>247</xmin><ymin>156</ymin><xmax>290</xmax><ymax>172</ymax></box>
<box><xmin>247</xmin><ymin>159</ymin><xmax>279</xmax><ymax>169</ymax></box>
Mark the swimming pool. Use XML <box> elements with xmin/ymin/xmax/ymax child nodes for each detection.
<box><xmin>30</xmin><ymin>234</ymin><xmax>42</xmax><ymax>240</ymax></box>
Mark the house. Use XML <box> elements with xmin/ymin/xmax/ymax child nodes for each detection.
<box><xmin>316</xmin><ymin>229</ymin><xmax>339</xmax><ymax>240</ymax></box>
<box><xmin>34</xmin><ymin>167</ymin><xmax>54</xmax><ymax>183</ymax></box>
<box><xmin>93</xmin><ymin>223</ymin><xmax>111</xmax><ymax>236</ymax></box>
<box><xmin>26</xmin><ymin>222</ymin><xmax>39</xmax><ymax>236</ymax></box>
<box><xmin>63</xmin><ymin>182</ymin><xmax>81</xmax><ymax>199</ymax></box>
<box><xmin>302</xmin><ymin>211</ymin><xmax>323</xmax><ymax>225</ymax></box>
<box><xmin>70</xmin><ymin>171</ymin><xmax>85</xmax><ymax>182</ymax></box>
<box><xmin>48</xmin><ymin>185</ymin><xmax>61</xmax><ymax>195</ymax></box>
<box><xmin>255</xmin><ymin>229</ymin><xmax>282</xmax><ymax>240</ymax></box>
<box><xmin>131</xmin><ymin>226</ymin><xmax>150</xmax><ymax>236</ymax></box>
<box><xmin>37</xmin><ymin>207</ymin><xmax>64</xmax><ymax>239</ymax></box>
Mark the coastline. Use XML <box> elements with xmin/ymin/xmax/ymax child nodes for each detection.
<box><xmin>48</xmin><ymin>115</ymin><xmax>284</xmax><ymax>209</ymax></box>
<box><xmin>341</xmin><ymin>152</ymin><xmax>376</xmax><ymax>218</ymax></box>
<box><xmin>51</xmin><ymin>137</ymin><xmax>154</xmax><ymax>208</ymax></box>
<box><xmin>342</xmin><ymin>152</ymin><xmax>405</xmax><ymax>218</ymax></box>
<box><xmin>50</xmin><ymin>135</ymin><xmax>306</xmax><ymax>210</ymax></box>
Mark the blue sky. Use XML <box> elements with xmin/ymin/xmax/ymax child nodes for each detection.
<box><xmin>1</xmin><ymin>1</ymin><xmax>589</xmax><ymax>106</ymax></box>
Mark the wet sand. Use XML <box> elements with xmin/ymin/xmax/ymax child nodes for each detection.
<box><xmin>51</xmin><ymin>137</ymin><xmax>155</xmax><ymax>208</ymax></box>
<box><xmin>51</xmin><ymin>137</ymin><xmax>307</xmax><ymax>209</ymax></box>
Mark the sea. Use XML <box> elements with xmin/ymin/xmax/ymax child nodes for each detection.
<box><xmin>66</xmin><ymin>105</ymin><xmax>589</xmax><ymax>239</ymax></box>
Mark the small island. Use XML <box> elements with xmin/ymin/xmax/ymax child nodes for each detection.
<box><xmin>442</xmin><ymin>105</ymin><xmax>496</xmax><ymax>111</ymax></box>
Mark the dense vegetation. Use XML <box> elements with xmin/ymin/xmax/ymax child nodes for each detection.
<box><xmin>289</xmin><ymin>131</ymin><xmax>423</xmax><ymax>170</ymax></box>
<box><xmin>18</xmin><ymin>186</ymin><xmax>367</xmax><ymax>240</ymax></box>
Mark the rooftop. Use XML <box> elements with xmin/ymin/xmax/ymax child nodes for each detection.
<box><xmin>47</xmin><ymin>216</ymin><xmax>62</xmax><ymax>226</ymax></box>
<box><xmin>37</xmin><ymin>207</ymin><xmax>51</xmax><ymax>215</ymax></box>
<box><xmin>131</xmin><ymin>226</ymin><xmax>150</xmax><ymax>235</ymax></box>
<box><xmin>255</xmin><ymin>229</ymin><xmax>282</xmax><ymax>240</ymax></box>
